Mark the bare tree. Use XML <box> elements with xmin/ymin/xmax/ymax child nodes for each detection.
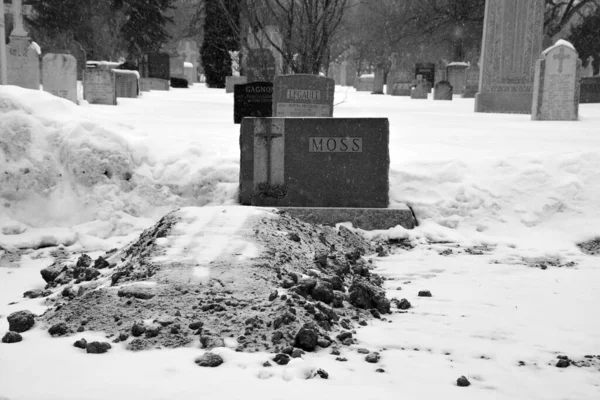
<box><xmin>216</xmin><ymin>0</ymin><xmax>351</xmax><ymax>74</ymax></box>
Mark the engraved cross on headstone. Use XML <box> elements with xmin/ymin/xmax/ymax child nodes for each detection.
<box><xmin>256</xmin><ymin>129</ymin><xmax>282</xmax><ymax>185</ymax></box>
<box><xmin>553</xmin><ymin>47</ymin><xmax>571</xmax><ymax>74</ymax></box>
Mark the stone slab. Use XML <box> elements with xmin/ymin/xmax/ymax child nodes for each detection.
<box><xmin>272</xmin><ymin>75</ymin><xmax>335</xmax><ymax>117</ymax></box>
<box><xmin>234</xmin><ymin>82</ymin><xmax>273</xmax><ymax>124</ymax></box>
<box><xmin>42</xmin><ymin>53</ymin><xmax>77</xmax><ymax>103</ymax></box>
<box><xmin>145</xmin><ymin>78</ymin><xmax>169</xmax><ymax>91</ymax></box>
<box><xmin>239</xmin><ymin>118</ymin><xmax>389</xmax><ymax>208</ymax></box>
<box><xmin>276</xmin><ymin>206</ymin><xmax>417</xmax><ymax>231</ymax></box>
<box><xmin>355</xmin><ymin>75</ymin><xmax>374</xmax><ymax>92</ymax></box>
<box><xmin>7</xmin><ymin>37</ymin><xmax>40</xmax><ymax>90</ymax></box>
<box><xmin>83</xmin><ymin>69</ymin><xmax>116</xmax><ymax>105</ymax></box>
<box><xmin>147</xmin><ymin>53</ymin><xmax>170</xmax><ymax>80</ymax></box>
<box><xmin>114</xmin><ymin>70</ymin><xmax>140</xmax><ymax>98</ymax></box>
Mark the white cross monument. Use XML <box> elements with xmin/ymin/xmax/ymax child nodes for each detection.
<box><xmin>1</xmin><ymin>0</ymin><xmax>33</xmax><ymax>84</ymax></box>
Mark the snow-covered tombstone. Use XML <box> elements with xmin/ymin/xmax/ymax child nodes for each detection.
<box><xmin>83</xmin><ymin>68</ymin><xmax>116</xmax><ymax>105</ymax></box>
<box><xmin>446</xmin><ymin>62</ymin><xmax>468</xmax><ymax>95</ymax></box>
<box><xmin>355</xmin><ymin>74</ymin><xmax>374</xmax><ymax>92</ymax></box>
<box><xmin>272</xmin><ymin>74</ymin><xmax>335</xmax><ymax>117</ymax></box>
<box><xmin>532</xmin><ymin>40</ymin><xmax>581</xmax><ymax>121</ymax></box>
<box><xmin>113</xmin><ymin>69</ymin><xmax>139</xmax><ymax>98</ymax></box>
<box><xmin>42</xmin><ymin>53</ymin><xmax>77</xmax><ymax>104</ymax></box>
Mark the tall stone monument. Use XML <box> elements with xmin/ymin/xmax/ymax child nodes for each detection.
<box><xmin>5</xmin><ymin>0</ymin><xmax>39</xmax><ymax>90</ymax></box>
<box><xmin>531</xmin><ymin>40</ymin><xmax>581</xmax><ymax>121</ymax></box>
<box><xmin>475</xmin><ymin>0</ymin><xmax>545</xmax><ymax>114</ymax></box>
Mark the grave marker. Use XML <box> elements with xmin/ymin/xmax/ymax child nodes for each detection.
<box><xmin>355</xmin><ymin>74</ymin><xmax>374</xmax><ymax>92</ymax></box>
<box><xmin>170</xmin><ymin>56</ymin><xmax>185</xmax><ymax>79</ymax></box>
<box><xmin>415</xmin><ymin>63</ymin><xmax>435</xmax><ymax>87</ymax></box>
<box><xmin>146</xmin><ymin>53</ymin><xmax>170</xmax><ymax>80</ymax></box>
<box><xmin>373</xmin><ymin>65</ymin><xmax>384</xmax><ymax>94</ymax></box>
<box><xmin>177</xmin><ymin>39</ymin><xmax>199</xmax><ymax>83</ymax></box>
<box><xmin>83</xmin><ymin>68</ymin><xmax>116</xmax><ymax>105</ymax></box>
<box><xmin>328</xmin><ymin>62</ymin><xmax>341</xmax><ymax>85</ymax></box>
<box><xmin>446</xmin><ymin>62</ymin><xmax>468</xmax><ymax>94</ymax></box>
<box><xmin>462</xmin><ymin>62</ymin><xmax>480</xmax><ymax>98</ymax></box>
<box><xmin>475</xmin><ymin>0</ymin><xmax>544</xmax><ymax>113</ymax></box>
<box><xmin>226</xmin><ymin>75</ymin><xmax>248</xmax><ymax>93</ymax></box>
<box><xmin>7</xmin><ymin>37</ymin><xmax>40</xmax><ymax>90</ymax></box>
<box><xmin>114</xmin><ymin>69</ymin><xmax>140</xmax><ymax>98</ymax></box>
<box><xmin>234</xmin><ymin>81</ymin><xmax>273</xmax><ymax>124</ymax></box>
<box><xmin>272</xmin><ymin>75</ymin><xmax>335</xmax><ymax>117</ymax></box>
<box><xmin>583</xmin><ymin>56</ymin><xmax>594</xmax><ymax>78</ymax></box>
<box><xmin>42</xmin><ymin>53</ymin><xmax>77</xmax><ymax>103</ymax></box>
<box><xmin>580</xmin><ymin>77</ymin><xmax>600</xmax><ymax>103</ymax></box>
<box><xmin>532</xmin><ymin>40</ymin><xmax>581</xmax><ymax>120</ymax></box>
<box><xmin>239</xmin><ymin>118</ymin><xmax>389</xmax><ymax>208</ymax></box>
<box><xmin>434</xmin><ymin>81</ymin><xmax>453</xmax><ymax>100</ymax></box>
<box><xmin>340</xmin><ymin>60</ymin><xmax>356</xmax><ymax>87</ymax></box>
<box><xmin>246</xmin><ymin>49</ymin><xmax>276</xmax><ymax>82</ymax></box>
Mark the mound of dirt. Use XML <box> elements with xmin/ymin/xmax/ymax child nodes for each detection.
<box><xmin>36</xmin><ymin>207</ymin><xmax>394</xmax><ymax>353</ymax></box>
<box><xmin>577</xmin><ymin>238</ymin><xmax>600</xmax><ymax>256</ymax></box>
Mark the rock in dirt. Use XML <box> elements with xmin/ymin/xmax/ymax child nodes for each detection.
<box><xmin>457</xmin><ymin>376</ymin><xmax>470</xmax><ymax>387</ymax></box>
<box><xmin>86</xmin><ymin>341</ymin><xmax>111</xmax><ymax>354</ymax></box>
<box><xmin>76</xmin><ymin>254</ymin><xmax>92</xmax><ymax>269</ymax></box>
<box><xmin>556</xmin><ymin>359</ymin><xmax>570</xmax><ymax>368</ymax></box>
<box><xmin>365</xmin><ymin>353</ymin><xmax>380</xmax><ymax>363</ymax></box>
<box><xmin>316</xmin><ymin>369</ymin><xmax>329</xmax><ymax>379</ymax></box>
<box><xmin>291</xmin><ymin>348</ymin><xmax>305</xmax><ymax>358</ymax></box>
<box><xmin>312</xmin><ymin>281</ymin><xmax>334</xmax><ymax>304</ymax></box>
<box><xmin>23</xmin><ymin>289</ymin><xmax>52</xmax><ymax>299</ymax></box>
<box><xmin>348</xmin><ymin>279</ymin><xmax>390</xmax><ymax>314</ymax></box>
<box><xmin>2</xmin><ymin>331</ymin><xmax>23</xmax><ymax>343</ymax></box>
<box><xmin>188</xmin><ymin>321</ymin><xmax>203</xmax><ymax>331</ymax></box>
<box><xmin>268</xmin><ymin>290</ymin><xmax>278</xmax><ymax>301</ymax></box>
<box><xmin>195</xmin><ymin>352</ymin><xmax>223</xmax><ymax>367</ymax></box>
<box><xmin>336</xmin><ymin>331</ymin><xmax>352</xmax><ymax>342</ymax></box>
<box><xmin>131</xmin><ymin>323</ymin><xmax>146</xmax><ymax>337</ymax></box>
<box><xmin>200</xmin><ymin>336</ymin><xmax>225</xmax><ymax>349</ymax></box>
<box><xmin>418</xmin><ymin>290</ymin><xmax>432</xmax><ymax>297</ymax></box>
<box><xmin>294</xmin><ymin>323</ymin><xmax>319</xmax><ymax>351</ymax></box>
<box><xmin>117</xmin><ymin>286</ymin><xmax>155</xmax><ymax>300</ymax></box>
<box><xmin>7</xmin><ymin>310</ymin><xmax>35</xmax><ymax>333</ymax></box>
<box><xmin>73</xmin><ymin>338</ymin><xmax>88</xmax><ymax>349</ymax></box>
<box><xmin>376</xmin><ymin>368</ymin><xmax>386</xmax><ymax>373</ymax></box>
<box><xmin>273</xmin><ymin>353</ymin><xmax>291</xmax><ymax>365</ymax></box>
<box><xmin>394</xmin><ymin>298</ymin><xmax>411</xmax><ymax>310</ymax></box>
<box><xmin>48</xmin><ymin>322</ymin><xmax>70</xmax><ymax>336</ymax></box>
<box><xmin>94</xmin><ymin>256</ymin><xmax>110</xmax><ymax>269</ymax></box>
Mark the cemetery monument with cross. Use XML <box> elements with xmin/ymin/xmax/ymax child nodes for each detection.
<box><xmin>1</xmin><ymin>0</ymin><xmax>37</xmax><ymax>88</ymax></box>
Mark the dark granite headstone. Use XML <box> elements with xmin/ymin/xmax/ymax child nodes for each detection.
<box><xmin>580</xmin><ymin>77</ymin><xmax>600</xmax><ymax>104</ymax></box>
<box><xmin>147</xmin><ymin>53</ymin><xmax>171</xmax><ymax>80</ymax></box>
<box><xmin>433</xmin><ymin>81</ymin><xmax>453</xmax><ymax>100</ymax></box>
<box><xmin>239</xmin><ymin>118</ymin><xmax>389</xmax><ymax>208</ymax></box>
<box><xmin>247</xmin><ymin>49</ymin><xmax>276</xmax><ymax>82</ymax></box>
<box><xmin>234</xmin><ymin>82</ymin><xmax>273</xmax><ymax>124</ymax></box>
<box><xmin>462</xmin><ymin>63</ymin><xmax>480</xmax><ymax>98</ymax></box>
<box><xmin>114</xmin><ymin>70</ymin><xmax>139</xmax><ymax>98</ymax></box>
<box><xmin>272</xmin><ymin>75</ymin><xmax>335</xmax><ymax>117</ymax></box>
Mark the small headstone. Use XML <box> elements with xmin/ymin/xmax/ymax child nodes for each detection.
<box><xmin>83</xmin><ymin>69</ymin><xmax>116</xmax><ymax>105</ymax></box>
<box><xmin>340</xmin><ymin>60</ymin><xmax>357</xmax><ymax>86</ymax></box>
<box><xmin>415</xmin><ymin>63</ymin><xmax>435</xmax><ymax>88</ymax></box>
<box><xmin>272</xmin><ymin>75</ymin><xmax>335</xmax><ymax>117</ymax></box>
<box><xmin>226</xmin><ymin>76</ymin><xmax>248</xmax><ymax>93</ymax></box>
<box><xmin>475</xmin><ymin>0</ymin><xmax>544</xmax><ymax>113</ymax></box>
<box><xmin>435</xmin><ymin>61</ymin><xmax>447</xmax><ymax>83</ymax></box>
<box><xmin>42</xmin><ymin>53</ymin><xmax>77</xmax><ymax>103</ymax></box>
<box><xmin>234</xmin><ymin>81</ymin><xmax>273</xmax><ymax>124</ymax></box>
<box><xmin>246</xmin><ymin>49</ymin><xmax>276</xmax><ymax>82</ymax></box>
<box><xmin>114</xmin><ymin>70</ymin><xmax>140</xmax><ymax>98</ymax></box>
<box><xmin>355</xmin><ymin>74</ymin><xmax>374</xmax><ymax>92</ymax></box>
<box><xmin>142</xmin><ymin>78</ymin><xmax>169</xmax><ymax>91</ymax></box>
<box><xmin>433</xmin><ymin>81</ymin><xmax>453</xmax><ymax>100</ymax></box>
<box><xmin>7</xmin><ymin>37</ymin><xmax>40</xmax><ymax>90</ymax></box>
<box><xmin>184</xmin><ymin>62</ymin><xmax>195</xmax><ymax>85</ymax></box>
<box><xmin>580</xmin><ymin>77</ymin><xmax>600</xmax><ymax>103</ymax></box>
<box><xmin>146</xmin><ymin>53</ymin><xmax>171</xmax><ymax>80</ymax></box>
<box><xmin>532</xmin><ymin>40</ymin><xmax>581</xmax><ymax>121</ymax></box>
<box><xmin>462</xmin><ymin>62</ymin><xmax>480</xmax><ymax>98</ymax></box>
<box><xmin>328</xmin><ymin>62</ymin><xmax>342</xmax><ymax>85</ymax></box>
<box><xmin>170</xmin><ymin>56</ymin><xmax>185</xmax><ymax>79</ymax></box>
<box><xmin>582</xmin><ymin>56</ymin><xmax>594</xmax><ymax>78</ymax></box>
<box><xmin>446</xmin><ymin>62</ymin><xmax>469</xmax><ymax>94</ymax></box>
<box><xmin>373</xmin><ymin>66</ymin><xmax>384</xmax><ymax>94</ymax></box>
<box><xmin>410</xmin><ymin>82</ymin><xmax>428</xmax><ymax>99</ymax></box>
<box><xmin>239</xmin><ymin>118</ymin><xmax>389</xmax><ymax>208</ymax></box>
<box><xmin>139</xmin><ymin>79</ymin><xmax>151</xmax><ymax>92</ymax></box>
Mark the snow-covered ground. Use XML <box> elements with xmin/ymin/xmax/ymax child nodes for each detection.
<box><xmin>1</xmin><ymin>85</ymin><xmax>599</xmax><ymax>399</ymax></box>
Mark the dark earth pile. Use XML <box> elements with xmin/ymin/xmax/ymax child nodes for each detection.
<box><xmin>31</xmin><ymin>209</ymin><xmax>398</xmax><ymax>353</ymax></box>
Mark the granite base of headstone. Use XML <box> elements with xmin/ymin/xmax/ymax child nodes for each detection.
<box><xmin>226</xmin><ymin>76</ymin><xmax>248</xmax><ymax>93</ymax></box>
<box><xmin>434</xmin><ymin>81</ymin><xmax>453</xmax><ymax>100</ymax></box>
<box><xmin>580</xmin><ymin>77</ymin><xmax>600</xmax><ymax>103</ymax></box>
<box><xmin>234</xmin><ymin>82</ymin><xmax>273</xmax><ymax>124</ymax></box>
<box><xmin>532</xmin><ymin>40</ymin><xmax>581</xmax><ymax>121</ymax></box>
<box><xmin>83</xmin><ymin>69</ymin><xmax>116</xmax><ymax>105</ymax></box>
<box><xmin>272</xmin><ymin>75</ymin><xmax>335</xmax><ymax>117</ymax></box>
<box><xmin>7</xmin><ymin>36</ymin><xmax>40</xmax><ymax>90</ymax></box>
<box><xmin>42</xmin><ymin>53</ymin><xmax>78</xmax><ymax>103</ymax></box>
<box><xmin>114</xmin><ymin>70</ymin><xmax>140</xmax><ymax>98</ymax></box>
<box><xmin>239</xmin><ymin>118</ymin><xmax>389</xmax><ymax>208</ymax></box>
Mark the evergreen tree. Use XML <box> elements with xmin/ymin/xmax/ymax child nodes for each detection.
<box><xmin>201</xmin><ymin>0</ymin><xmax>239</xmax><ymax>88</ymax></box>
<box><xmin>113</xmin><ymin>0</ymin><xmax>176</xmax><ymax>59</ymax></box>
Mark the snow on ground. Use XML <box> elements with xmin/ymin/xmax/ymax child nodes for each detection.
<box><xmin>1</xmin><ymin>84</ymin><xmax>600</xmax><ymax>399</ymax></box>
